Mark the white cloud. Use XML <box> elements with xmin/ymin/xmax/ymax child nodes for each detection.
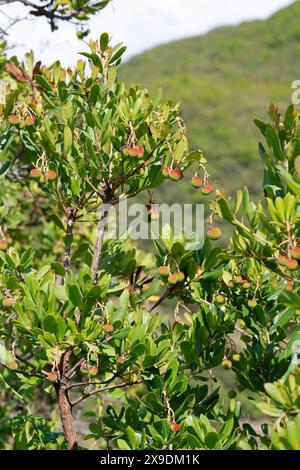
<box><xmin>1</xmin><ymin>0</ymin><xmax>294</xmax><ymax>65</ymax></box>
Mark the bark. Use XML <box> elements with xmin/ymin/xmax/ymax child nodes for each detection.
<box><xmin>56</xmin><ymin>350</ymin><xmax>78</xmax><ymax>450</ymax></box>
<box><xmin>57</xmin><ymin>387</ymin><xmax>78</xmax><ymax>450</ymax></box>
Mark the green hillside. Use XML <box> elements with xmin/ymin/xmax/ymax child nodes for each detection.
<box><xmin>121</xmin><ymin>1</ymin><xmax>300</xmax><ymax>202</ymax></box>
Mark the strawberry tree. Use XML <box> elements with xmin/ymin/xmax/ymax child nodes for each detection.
<box><xmin>0</xmin><ymin>34</ymin><xmax>299</xmax><ymax>450</ymax></box>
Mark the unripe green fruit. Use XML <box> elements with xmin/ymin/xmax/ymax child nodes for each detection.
<box><xmin>168</xmin><ymin>273</ymin><xmax>178</xmax><ymax>285</ymax></box>
<box><xmin>201</xmin><ymin>183</ymin><xmax>213</xmax><ymax>195</ymax></box>
<box><xmin>80</xmin><ymin>365</ymin><xmax>89</xmax><ymax>374</ymax></box>
<box><xmin>286</xmin><ymin>258</ymin><xmax>298</xmax><ymax>271</ymax></box>
<box><xmin>222</xmin><ymin>359</ymin><xmax>232</xmax><ymax>370</ymax></box>
<box><xmin>242</xmin><ymin>281</ymin><xmax>251</xmax><ymax>289</ymax></box>
<box><xmin>8</xmin><ymin>360</ymin><xmax>18</xmax><ymax>370</ymax></box>
<box><xmin>232</xmin><ymin>354</ymin><xmax>241</xmax><ymax>362</ymax></box>
<box><xmin>169</xmin><ymin>168</ymin><xmax>183</xmax><ymax>181</ymax></box>
<box><xmin>191</xmin><ymin>176</ymin><xmax>203</xmax><ymax>188</ymax></box>
<box><xmin>175</xmin><ymin>271</ymin><xmax>185</xmax><ymax>283</ymax></box>
<box><xmin>207</xmin><ymin>227</ymin><xmax>222</xmax><ymax>240</ymax></box>
<box><xmin>278</xmin><ymin>255</ymin><xmax>287</xmax><ymax>267</ymax></box>
<box><xmin>228</xmin><ymin>390</ymin><xmax>237</xmax><ymax>399</ymax></box>
<box><xmin>103</xmin><ymin>323</ymin><xmax>114</xmax><ymax>333</ymax></box>
<box><xmin>158</xmin><ymin>265</ymin><xmax>170</xmax><ymax>277</ymax></box>
<box><xmin>247</xmin><ymin>299</ymin><xmax>257</xmax><ymax>308</ymax></box>
<box><xmin>215</xmin><ymin>294</ymin><xmax>226</xmax><ymax>305</ymax></box>
<box><xmin>291</xmin><ymin>247</ymin><xmax>300</xmax><ymax>260</ymax></box>
<box><xmin>170</xmin><ymin>421</ymin><xmax>181</xmax><ymax>432</ymax></box>
<box><xmin>0</xmin><ymin>238</ymin><xmax>8</xmax><ymax>250</ymax></box>
<box><xmin>47</xmin><ymin>372</ymin><xmax>58</xmax><ymax>382</ymax></box>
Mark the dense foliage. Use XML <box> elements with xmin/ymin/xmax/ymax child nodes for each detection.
<box><xmin>0</xmin><ymin>31</ymin><xmax>299</xmax><ymax>450</ymax></box>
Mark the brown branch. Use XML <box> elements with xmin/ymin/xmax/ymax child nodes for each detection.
<box><xmin>71</xmin><ymin>379</ymin><xmax>143</xmax><ymax>408</ymax></box>
<box><xmin>0</xmin><ymin>360</ymin><xmax>44</xmax><ymax>379</ymax></box>
<box><xmin>66</xmin><ymin>372</ymin><xmax>119</xmax><ymax>390</ymax></box>
<box><xmin>91</xmin><ymin>204</ymin><xmax>110</xmax><ymax>284</ymax></box>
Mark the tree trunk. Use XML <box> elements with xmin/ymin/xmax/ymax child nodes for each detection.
<box><xmin>56</xmin><ymin>349</ymin><xmax>78</xmax><ymax>450</ymax></box>
<box><xmin>57</xmin><ymin>387</ymin><xmax>78</xmax><ymax>450</ymax></box>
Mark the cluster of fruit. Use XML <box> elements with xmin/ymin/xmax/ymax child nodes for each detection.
<box><xmin>191</xmin><ymin>175</ymin><xmax>214</xmax><ymax>195</ymax></box>
<box><xmin>8</xmin><ymin>114</ymin><xmax>35</xmax><ymax>126</ymax></box>
<box><xmin>30</xmin><ymin>167</ymin><xmax>57</xmax><ymax>181</ymax></box>
<box><xmin>161</xmin><ymin>166</ymin><xmax>184</xmax><ymax>181</ymax></box>
<box><xmin>158</xmin><ymin>265</ymin><xmax>185</xmax><ymax>285</ymax></box>
<box><xmin>122</xmin><ymin>144</ymin><xmax>145</xmax><ymax>158</ymax></box>
<box><xmin>278</xmin><ymin>247</ymin><xmax>300</xmax><ymax>271</ymax></box>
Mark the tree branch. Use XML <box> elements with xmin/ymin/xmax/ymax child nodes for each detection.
<box><xmin>71</xmin><ymin>379</ymin><xmax>143</xmax><ymax>408</ymax></box>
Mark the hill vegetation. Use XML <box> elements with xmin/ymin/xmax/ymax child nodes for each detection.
<box><xmin>122</xmin><ymin>1</ymin><xmax>300</xmax><ymax>202</ymax></box>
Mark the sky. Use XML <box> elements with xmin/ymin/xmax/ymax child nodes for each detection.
<box><xmin>1</xmin><ymin>0</ymin><xmax>294</xmax><ymax>65</ymax></box>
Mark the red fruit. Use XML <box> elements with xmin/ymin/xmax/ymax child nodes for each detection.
<box><xmin>278</xmin><ymin>256</ymin><xmax>287</xmax><ymax>267</ymax></box>
<box><xmin>175</xmin><ymin>271</ymin><xmax>185</xmax><ymax>283</ymax></box>
<box><xmin>162</xmin><ymin>167</ymin><xmax>171</xmax><ymax>177</ymax></box>
<box><xmin>88</xmin><ymin>366</ymin><xmax>98</xmax><ymax>376</ymax></box>
<box><xmin>191</xmin><ymin>176</ymin><xmax>203</xmax><ymax>188</ymax></box>
<box><xmin>128</xmin><ymin>146</ymin><xmax>139</xmax><ymax>157</ymax></box>
<box><xmin>170</xmin><ymin>422</ymin><xmax>181</xmax><ymax>432</ymax></box>
<box><xmin>201</xmin><ymin>184</ymin><xmax>213</xmax><ymax>195</ymax></box>
<box><xmin>286</xmin><ymin>282</ymin><xmax>294</xmax><ymax>292</ymax></box>
<box><xmin>30</xmin><ymin>168</ymin><xmax>42</xmax><ymax>178</ymax></box>
<box><xmin>103</xmin><ymin>323</ymin><xmax>114</xmax><ymax>333</ymax></box>
<box><xmin>8</xmin><ymin>114</ymin><xmax>20</xmax><ymax>125</ymax></box>
<box><xmin>0</xmin><ymin>239</ymin><xmax>8</xmax><ymax>250</ymax></box>
<box><xmin>286</xmin><ymin>258</ymin><xmax>298</xmax><ymax>271</ymax></box>
<box><xmin>207</xmin><ymin>227</ymin><xmax>222</xmax><ymax>240</ymax></box>
<box><xmin>25</xmin><ymin>116</ymin><xmax>35</xmax><ymax>126</ymax></box>
<box><xmin>168</xmin><ymin>273</ymin><xmax>178</xmax><ymax>285</ymax></box>
<box><xmin>158</xmin><ymin>265</ymin><xmax>170</xmax><ymax>277</ymax></box>
<box><xmin>46</xmin><ymin>169</ymin><xmax>57</xmax><ymax>181</ymax></box>
<box><xmin>290</xmin><ymin>247</ymin><xmax>300</xmax><ymax>260</ymax></box>
<box><xmin>116</xmin><ymin>356</ymin><xmax>125</xmax><ymax>365</ymax></box>
<box><xmin>47</xmin><ymin>372</ymin><xmax>58</xmax><ymax>382</ymax></box>
<box><xmin>123</xmin><ymin>146</ymin><xmax>130</xmax><ymax>157</ymax></box>
<box><xmin>149</xmin><ymin>207</ymin><xmax>160</xmax><ymax>220</ymax></box>
<box><xmin>137</xmin><ymin>144</ymin><xmax>145</xmax><ymax>158</ymax></box>
<box><xmin>169</xmin><ymin>168</ymin><xmax>183</xmax><ymax>181</ymax></box>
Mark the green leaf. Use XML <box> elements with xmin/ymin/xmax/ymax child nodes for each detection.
<box><xmin>67</xmin><ymin>285</ymin><xmax>83</xmax><ymax>308</ymax></box>
<box><xmin>100</xmin><ymin>32</ymin><xmax>109</xmax><ymax>52</ymax></box>
<box><xmin>51</xmin><ymin>262</ymin><xmax>66</xmax><ymax>276</ymax></box>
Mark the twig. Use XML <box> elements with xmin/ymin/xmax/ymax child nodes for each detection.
<box><xmin>71</xmin><ymin>379</ymin><xmax>143</xmax><ymax>408</ymax></box>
